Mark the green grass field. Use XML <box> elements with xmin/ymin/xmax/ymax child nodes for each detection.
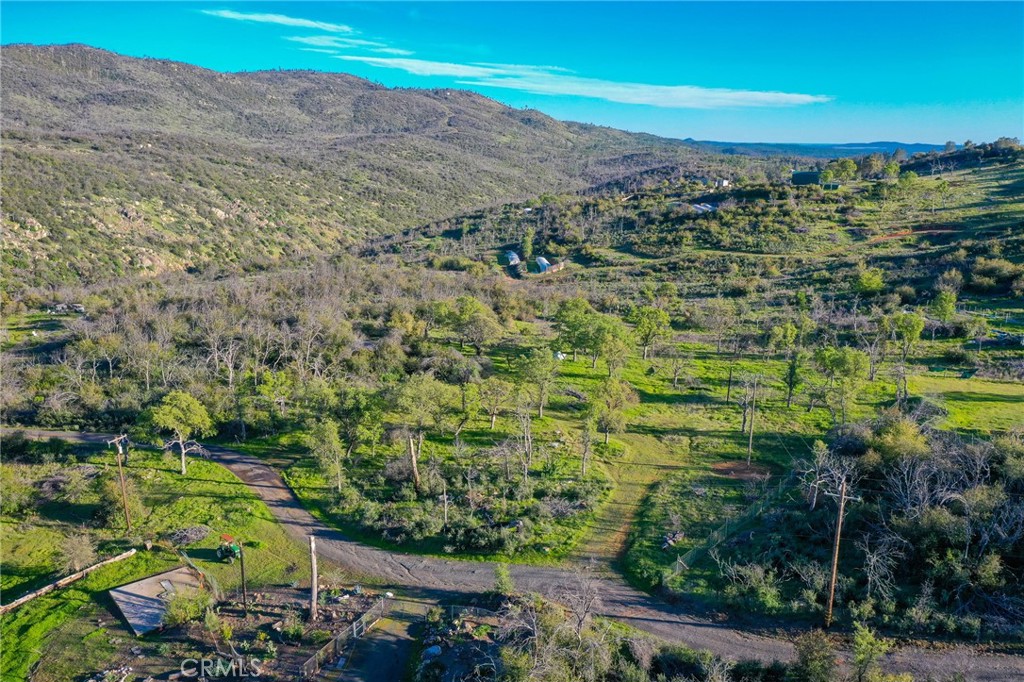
<box><xmin>0</xmin><ymin>449</ymin><xmax>310</xmax><ymax>682</ymax></box>
<box><xmin>909</xmin><ymin>375</ymin><xmax>1024</xmax><ymax>433</ymax></box>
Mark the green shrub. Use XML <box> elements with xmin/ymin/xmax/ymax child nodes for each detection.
<box><xmin>0</xmin><ymin>465</ymin><xmax>36</xmax><ymax>516</ymax></box>
<box><xmin>95</xmin><ymin>472</ymin><xmax>146</xmax><ymax>530</ymax></box>
<box><xmin>493</xmin><ymin>563</ymin><xmax>516</xmax><ymax>597</ymax></box>
<box><xmin>307</xmin><ymin>629</ymin><xmax>332</xmax><ymax>645</ymax></box>
<box><xmin>787</xmin><ymin>630</ymin><xmax>836</xmax><ymax>682</ymax></box>
<box><xmin>163</xmin><ymin>591</ymin><xmax>214</xmax><ymax>627</ymax></box>
<box><xmin>281</xmin><ymin>615</ymin><xmax>304</xmax><ymax>643</ymax></box>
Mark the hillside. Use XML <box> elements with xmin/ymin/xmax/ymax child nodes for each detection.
<box><xmin>4</xmin><ymin>144</ymin><xmax>1023</xmax><ymax>681</ymax></box>
<box><xmin>366</xmin><ymin>147</ymin><xmax>1024</xmax><ymax>303</ymax></box>
<box><xmin>1</xmin><ymin>44</ymin><xmax>733</xmax><ymax>289</ymax></box>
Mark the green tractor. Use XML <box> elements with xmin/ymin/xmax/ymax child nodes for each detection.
<box><xmin>216</xmin><ymin>534</ymin><xmax>242</xmax><ymax>563</ymax></box>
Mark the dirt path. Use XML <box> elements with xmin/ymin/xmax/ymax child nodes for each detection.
<box><xmin>9</xmin><ymin>429</ymin><xmax>1024</xmax><ymax>681</ymax></box>
<box><xmin>571</xmin><ymin>432</ymin><xmax>674</xmax><ymax>567</ymax></box>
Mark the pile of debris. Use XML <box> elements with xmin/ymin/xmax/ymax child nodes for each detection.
<box><xmin>37</xmin><ymin>465</ymin><xmax>99</xmax><ymax>500</ymax></box>
<box><xmin>661</xmin><ymin>531</ymin><xmax>685</xmax><ymax>550</ymax></box>
<box><xmin>541</xmin><ymin>496</ymin><xmax>586</xmax><ymax>519</ymax></box>
<box><xmin>167</xmin><ymin>525</ymin><xmax>211</xmax><ymax>547</ymax></box>
<box><xmin>415</xmin><ymin>607</ymin><xmax>500</xmax><ymax>682</ymax></box>
<box><xmin>83</xmin><ymin>666</ymin><xmax>132</xmax><ymax>682</ymax></box>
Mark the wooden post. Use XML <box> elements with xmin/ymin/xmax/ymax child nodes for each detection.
<box><xmin>746</xmin><ymin>376</ymin><xmax>758</xmax><ymax>465</ymax></box>
<box><xmin>825</xmin><ymin>478</ymin><xmax>847</xmax><ymax>628</ymax></box>
<box><xmin>115</xmin><ymin>446</ymin><xmax>132</xmax><ymax>531</ymax></box>
<box><xmin>309</xmin><ymin>535</ymin><xmax>319</xmax><ymax>622</ymax></box>
<box><xmin>441</xmin><ymin>481</ymin><xmax>449</xmax><ymax>528</ymax></box>
<box><xmin>239</xmin><ymin>540</ymin><xmax>249</xmax><ymax>616</ymax></box>
<box><xmin>107</xmin><ymin>435</ymin><xmax>132</xmax><ymax>531</ymax></box>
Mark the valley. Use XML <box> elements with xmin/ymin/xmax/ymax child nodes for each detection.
<box><xmin>2</xmin><ymin>43</ymin><xmax>1023</xmax><ymax>682</ymax></box>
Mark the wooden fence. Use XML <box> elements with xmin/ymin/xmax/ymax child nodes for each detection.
<box><xmin>299</xmin><ymin>596</ymin><xmax>390</xmax><ymax>678</ymax></box>
<box><xmin>441</xmin><ymin>604</ymin><xmax>500</xmax><ymax>621</ymax></box>
<box><xmin>0</xmin><ymin>549</ymin><xmax>137</xmax><ymax>615</ymax></box>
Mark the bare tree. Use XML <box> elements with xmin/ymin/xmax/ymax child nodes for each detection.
<box><xmin>559</xmin><ymin>563</ymin><xmax>602</xmax><ymax>643</ymax></box>
<box><xmin>857</xmin><ymin>533</ymin><xmax>906</xmax><ymax>601</ymax></box>
<box><xmin>798</xmin><ymin>441</ymin><xmax>858</xmax><ymax>511</ymax></box>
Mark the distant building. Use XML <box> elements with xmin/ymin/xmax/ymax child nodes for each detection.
<box><xmin>505</xmin><ymin>251</ymin><xmax>521</xmax><ymax>266</ymax></box>
<box><xmin>692</xmin><ymin>203</ymin><xmax>716</xmax><ymax>214</ymax></box>
<box><xmin>823</xmin><ymin>182</ymin><xmax>842</xmax><ymax>191</ymax></box>
<box><xmin>714</xmin><ymin>179</ymin><xmax>731</xmax><ymax>188</ymax></box>
<box><xmin>535</xmin><ymin>257</ymin><xmax>565</xmax><ymax>274</ymax></box>
<box><xmin>792</xmin><ymin>171</ymin><xmax>821</xmax><ymax>186</ymax></box>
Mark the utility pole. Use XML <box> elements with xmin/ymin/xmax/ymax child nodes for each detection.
<box><xmin>746</xmin><ymin>375</ymin><xmax>758</xmax><ymax>465</ymax></box>
<box><xmin>440</xmin><ymin>481</ymin><xmax>449</xmax><ymax>529</ymax></box>
<box><xmin>106</xmin><ymin>435</ymin><xmax>132</xmax><ymax>531</ymax></box>
<box><xmin>309</xmin><ymin>535</ymin><xmax>319</xmax><ymax>622</ymax></box>
<box><xmin>824</xmin><ymin>478</ymin><xmax>859</xmax><ymax>628</ymax></box>
<box><xmin>238</xmin><ymin>540</ymin><xmax>249</xmax><ymax>616</ymax></box>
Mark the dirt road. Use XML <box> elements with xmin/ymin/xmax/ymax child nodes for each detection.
<box><xmin>9</xmin><ymin>429</ymin><xmax>1023</xmax><ymax>681</ymax></box>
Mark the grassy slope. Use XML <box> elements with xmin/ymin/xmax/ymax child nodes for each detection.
<box><xmin>0</xmin><ymin>450</ymin><xmax>310</xmax><ymax>682</ymax></box>
<box><xmin>909</xmin><ymin>375</ymin><xmax>1024</xmax><ymax>433</ymax></box>
<box><xmin>0</xmin><ymin>44</ymin><xmax>705</xmax><ymax>289</ymax></box>
<box><xmin>343</xmin><ymin>160</ymin><xmax>1024</xmax><ymax>583</ymax></box>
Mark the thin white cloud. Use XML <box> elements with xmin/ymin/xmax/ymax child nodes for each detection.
<box><xmin>373</xmin><ymin>47</ymin><xmax>416</xmax><ymax>56</ymax></box>
<box><xmin>287</xmin><ymin>36</ymin><xmax>378</xmax><ymax>48</ymax></box>
<box><xmin>287</xmin><ymin>35</ymin><xmax>413</xmax><ymax>56</ymax></box>
<box><xmin>299</xmin><ymin>48</ymin><xmax>340</xmax><ymax>55</ymax></box>
<box><xmin>201</xmin><ymin>10</ymin><xmax>352</xmax><ymax>33</ymax></box>
<box><xmin>337</xmin><ymin>56</ymin><xmax>831</xmax><ymax>109</ymax></box>
<box><xmin>460</xmin><ymin>75</ymin><xmax>832</xmax><ymax>109</ymax></box>
<box><xmin>474</xmin><ymin>62</ymin><xmax>575</xmax><ymax>76</ymax></box>
<box><xmin>335</xmin><ymin>56</ymin><xmax>503</xmax><ymax>78</ymax></box>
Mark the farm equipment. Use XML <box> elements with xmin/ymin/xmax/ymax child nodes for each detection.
<box><xmin>216</xmin><ymin>534</ymin><xmax>242</xmax><ymax>563</ymax></box>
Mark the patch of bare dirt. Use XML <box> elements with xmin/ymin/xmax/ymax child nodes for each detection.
<box><xmin>711</xmin><ymin>461</ymin><xmax>771</xmax><ymax>481</ymax></box>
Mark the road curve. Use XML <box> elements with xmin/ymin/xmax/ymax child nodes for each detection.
<box><xmin>8</xmin><ymin>429</ymin><xmax>1023</xmax><ymax>681</ymax></box>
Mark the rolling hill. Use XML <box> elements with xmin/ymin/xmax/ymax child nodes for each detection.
<box><xmin>1</xmin><ymin>44</ymin><xmax>722</xmax><ymax>289</ymax></box>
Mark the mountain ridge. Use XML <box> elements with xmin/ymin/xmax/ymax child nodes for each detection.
<box><xmin>2</xmin><ymin>44</ymin><xmax>727</xmax><ymax>289</ymax></box>
<box><xmin>688</xmin><ymin>138</ymin><xmax>949</xmax><ymax>158</ymax></box>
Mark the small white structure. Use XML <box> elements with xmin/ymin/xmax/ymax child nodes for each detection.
<box><xmin>536</xmin><ymin>257</ymin><xmax>552</xmax><ymax>273</ymax></box>
<box><xmin>715</xmin><ymin>179</ymin><xmax>731</xmax><ymax>188</ymax></box>
<box><xmin>505</xmin><ymin>251</ymin><xmax>521</xmax><ymax>266</ymax></box>
<box><xmin>554</xmin><ymin>351</ymin><xmax>567</xmax><ymax>361</ymax></box>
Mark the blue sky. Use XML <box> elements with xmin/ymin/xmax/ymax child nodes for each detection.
<box><xmin>2</xmin><ymin>2</ymin><xmax>1021</xmax><ymax>143</ymax></box>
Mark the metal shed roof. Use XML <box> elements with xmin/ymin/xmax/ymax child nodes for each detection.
<box><xmin>109</xmin><ymin>566</ymin><xmax>203</xmax><ymax>636</ymax></box>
